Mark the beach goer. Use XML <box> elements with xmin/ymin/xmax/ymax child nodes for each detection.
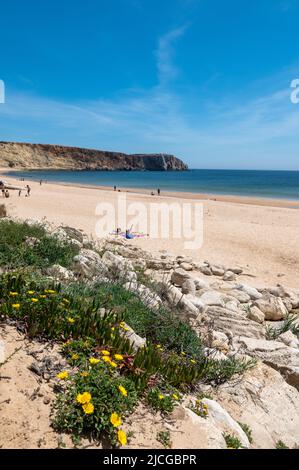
<box><xmin>4</xmin><ymin>190</ymin><xmax>9</xmax><ymax>198</ymax></box>
<box><xmin>114</xmin><ymin>185</ymin><xmax>116</xmax><ymax>191</ymax></box>
<box><xmin>40</xmin><ymin>180</ymin><xmax>42</xmax><ymax>185</ymax></box>
<box><xmin>125</xmin><ymin>229</ymin><xmax>134</xmax><ymax>240</ymax></box>
<box><xmin>151</xmin><ymin>191</ymin><xmax>154</xmax><ymax>196</ymax></box>
<box><xmin>18</xmin><ymin>190</ymin><xmax>21</xmax><ymax>197</ymax></box>
<box><xmin>157</xmin><ymin>188</ymin><xmax>160</xmax><ymax>195</ymax></box>
<box><xmin>26</xmin><ymin>185</ymin><xmax>31</xmax><ymax>196</ymax></box>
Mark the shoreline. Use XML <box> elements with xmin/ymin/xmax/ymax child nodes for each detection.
<box><xmin>2</xmin><ymin>168</ymin><xmax>299</xmax><ymax>209</ymax></box>
<box><xmin>1</xmin><ymin>169</ymin><xmax>299</xmax><ymax>288</ymax></box>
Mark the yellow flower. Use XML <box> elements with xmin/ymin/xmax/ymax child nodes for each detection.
<box><xmin>12</xmin><ymin>303</ymin><xmax>20</xmax><ymax>309</ymax></box>
<box><xmin>118</xmin><ymin>385</ymin><xmax>128</xmax><ymax>397</ymax></box>
<box><xmin>114</xmin><ymin>354</ymin><xmax>123</xmax><ymax>361</ymax></box>
<box><xmin>110</xmin><ymin>412</ymin><xmax>122</xmax><ymax>427</ymax></box>
<box><xmin>101</xmin><ymin>350</ymin><xmax>110</xmax><ymax>356</ymax></box>
<box><xmin>80</xmin><ymin>371</ymin><xmax>89</xmax><ymax>377</ymax></box>
<box><xmin>57</xmin><ymin>371</ymin><xmax>69</xmax><ymax>380</ymax></box>
<box><xmin>31</xmin><ymin>298</ymin><xmax>39</xmax><ymax>303</ymax></box>
<box><xmin>63</xmin><ymin>298</ymin><xmax>70</xmax><ymax>304</ymax></box>
<box><xmin>190</xmin><ymin>359</ymin><xmax>196</xmax><ymax>364</ymax></box>
<box><xmin>110</xmin><ymin>361</ymin><xmax>117</xmax><ymax>368</ymax></box>
<box><xmin>102</xmin><ymin>356</ymin><xmax>111</xmax><ymax>363</ymax></box>
<box><xmin>9</xmin><ymin>292</ymin><xmax>18</xmax><ymax>296</ymax></box>
<box><xmin>159</xmin><ymin>394</ymin><xmax>165</xmax><ymax>400</ymax></box>
<box><xmin>67</xmin><ymin>317</ymin><xmax>75</xmax><ymax>323</ymax></box>
<box><xmin>82</xmin><ymin>402</ymin><xmax>94</xmax><ymax>414</ymax></box>
<box><xmin>39</xmin><ymin>295</ymin><xmax>46</xmax><ymax>299</ymax></box>
<box><xmin>76</xmin><ymin>392</ymin><xmax>91</xmax><ymax>404</ymax></box>
<box><xmin>119</xmin><ymin>322</ymin><xmax>129</xmax><ymax>331</ymax></box>
<box><xmin>117</xmin><ymin>429</ymin><xmax>127</xmax><ymax>446</ymax></box>
<box><xmin>111</xmin><ymin>327</ymin><xmax>115</xmax><ymax>331</ymax></box>
<box><xmin>89</xmin><ymin>357</ymin><xmax>100</xmax><ymax>365</ymax></box>
<box><xmin>181</xmin><ymin>351</ymin><xmax>186</xmax><ymax>356</ymax></box>
<box><xmin>45</xmin><ymin>289</ymin><xmax>55</xmax><ymax>294</ymax></box>
<box><xmin>172</xmin><ymin>394</ymin><xmax>179</xmax><ymax>400</ymax></box>
<box><xmin>27</xmin><ymin>290</ymin><xmax>35</xmax><ymax>295</ymax></box>
<box><xmin>71</xmin><ymin>353</ymin><xmax>79</xmax><ymax>360</ymax></box>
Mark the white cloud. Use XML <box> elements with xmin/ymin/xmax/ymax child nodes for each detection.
<box><xmin>156</xmin><ymin>26</ymin><xmax>187</xmax><ymax>85</ymax></box>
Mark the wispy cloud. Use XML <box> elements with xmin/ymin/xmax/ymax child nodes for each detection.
<box><xmin>156</xmin><ymin>26</ymin><xmax>187</xmax><ymax>86</ymax></box>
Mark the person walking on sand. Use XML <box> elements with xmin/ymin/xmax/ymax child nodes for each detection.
<box><xmin>26</xmin><ymin>184</ymin><xmax>31</xmax><ymax>197</ymax></box>
<box><xmin>18</xmin><ymin>190</ymin><xmax>22</xmax><ymax>197</ymax></box>
<box><xmin>114</xmin><ymin>185</ymin><xmax>116</xmax><ymax>191</ymax></box>
<box><xmin>157</xmin><ymin>188</ymin><xmax>160</xmax><ymax>196</ymax></box>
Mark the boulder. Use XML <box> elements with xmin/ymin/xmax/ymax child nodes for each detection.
<box><xmin>223</xmin><ymin>271</ymin><xmax>237</xmax><ymax>281</ymax></box>
<box><xmin>72</xmin><ymin>249</ymin><xmax>107</xmax><ymax>278</ymax></box>
<box><xmin>171</xmin><ymin>268</ymin><xmax>192</xmax><ymax>286</ymax></box>
<box><xmin>201</xmin><ymin>399</ymin><xmax>250</xmax><ymax>448</ymax></box>
<box><xmin>233</xmin><ymin>336</ymin><xmax>299</xmax><ymax>390</ymax></box>
<box><xmin>277</xmin><ymin>331</ymin><xmax>299</xmax><ymax>349</ymax></box>
<box><xmin>227</xmin><ymin>289</ymin><xmax>251</xmax><ymax>303</ymax></box>
<box><xmin>227</xmin><ymin>266</ymin><xmax>243</xmax><ymax>275</ymax></box>
<box><xmin>210</xmin><ymin>265</ymin><xmax>225</xmax><ymax>276</ymax></box>
<box><xmin>180</xmin><ymin>262</ymin><xmax>193</xmax><ymax>271</ymax></box>
<box><xmin>202</xmin><ymin>306</ymin><xmax>266</xmax><ymax>339</ymax></box>
<box><xmin>165</xmin><ymin>285</ymin><xmax>202</xmax><ymax>319</ymax></box>
<box><xmin>46</xmin><ymin>264</ymin><xmax>74</xmax><ymax>281</ymax></box>
<box><xmin>102</xmin><ymin>250</ymin><xmax>134</xmax><ymax>271</ymax></box>
<box><xmin>254</xmin><ymin>294</ymin><xmax>288</xmax><ymax>321</ymax></box>
<box><xmin>209</xmin><ymin>331</ymin><xmax>230</xmax><ymax>352</ymax></box>
<box><xmin>247</xmin><ymin>306</ymin><xmax>265</xmax><ymax>324</ymax></box>
<box><xmin>124</xmin><ymin>282</ymin><xmax>162</xmax><ymax>310</ymax></box>
<box><xmin>181</xmin><ymin>279</ymin><xmax>196</xmax><ymax>295</ymax></box>
<box><xmin>200</xmin><ymin>265</ymin><xmax>212</xmax><ymax>276</ymax></box>
<box><xmin>215</xmin><ymin>362</ymin><xmax>299</xmax><ymax>448</ymax></box>
<box><xmin>121</xmin><ymin>323</ymin><xmax>146</xmax><ymax>351</ymax></box>
<box><xmin>238</xmin><ymin>284</ymin><xmax>263</xmax><ymax>300</ymax></box>
<box><xmin>168</xmin><ymin>406</ymin><xmax>227</xmax><ymax>449</ymax></box>
<box><xmin>199</xmin><ymin>291</ymin><xmax>225</xmax><ymax>308</ymax></box>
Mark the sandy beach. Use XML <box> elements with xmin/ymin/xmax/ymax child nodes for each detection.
<box><xmin>1</xmin><ymin>171</ymin><xmax>299</xmax><ymax>288</ymax></box>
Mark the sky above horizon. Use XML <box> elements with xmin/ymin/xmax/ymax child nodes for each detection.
<box><xmin>1</xmin><ymin>0</ymin><xmax>299</xmax><ymax>170</ymax></box>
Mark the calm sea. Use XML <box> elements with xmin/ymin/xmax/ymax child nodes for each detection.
<box><xmin>5</xmin><ymin>169</ymin><xmax>299</xmax><ymax>200</ymax></box>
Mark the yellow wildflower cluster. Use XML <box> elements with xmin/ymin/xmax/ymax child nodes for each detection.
<box><xmin>89</xmin><ymin>357</ymin><xmax>100</xmax><ymax>365</ymax></box>
<box><xmin>57</xmin><ymin>371</ymin><xmax>69</xmax><ymax>380</ymax></box>
<box><xmin>118</xmin><ymin>385</ymin><xmax>128</xmax><ymax>397</ymax></box>
<box><xmin>110</xmin><ymin>413</ymin><xmax>127</xmax><ymax>446</ymax></box>
<box><xmin>76</xmin><ymin>392</ymin><xmax>94</xmax><ymax>414</ymax></box>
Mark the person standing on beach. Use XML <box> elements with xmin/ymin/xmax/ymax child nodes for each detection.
<box><xmin>114</xmin><ymin>185</ymin><xmax>116</xmax><ymax>191</ymax></box>
<box><xmin>157</xmin><ymin>188</ymin><xmax>160</xmax><ymax>196</ymax></box>
<box><xmin>26</xmin><ymin>185</ymin><xmax>31</xmax><ymax>196</ymax></box>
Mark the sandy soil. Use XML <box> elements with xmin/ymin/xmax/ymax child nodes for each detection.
<box><xmin>1</xmin><ymin>172</ymin><xmax>299</xmax><ymax>288</ymax></box>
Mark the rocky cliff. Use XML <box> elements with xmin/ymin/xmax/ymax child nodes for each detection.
<box><xmin>0</xmin><ymin>142</ymin><xmax>188</xmax><ymax>171</ymax></box>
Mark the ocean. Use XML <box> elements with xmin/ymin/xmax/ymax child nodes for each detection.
<box><xmin>5</xmin><ymin>169</ymin><xmax>299</xmax><ymax>201</ymax></box>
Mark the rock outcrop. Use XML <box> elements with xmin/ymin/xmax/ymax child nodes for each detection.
<box><xmin>0</xmin><ymin>142</ymin><xmax>188</xmax><ymax>171</ymax></box>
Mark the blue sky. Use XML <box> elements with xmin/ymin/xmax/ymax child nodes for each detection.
<box><xmin>1</xmin><ymin>0</ymin><xmax>299</xmax><ymax>169</ymax></box>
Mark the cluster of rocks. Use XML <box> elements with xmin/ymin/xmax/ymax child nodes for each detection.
<box><xmin>11</xmin><ymin>220</ymin><xmax>299</xmax><ymax>448</ymax></box>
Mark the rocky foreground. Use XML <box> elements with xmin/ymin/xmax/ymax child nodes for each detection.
<box><xmin>1</xmin><ymin>220</ymin><xmax>299</xmax><ymax>449</ymax></box>
<box><xmin>0</xmin><ymin>142</ymin><xmax>188</xmax><ymax>171</ymax></box>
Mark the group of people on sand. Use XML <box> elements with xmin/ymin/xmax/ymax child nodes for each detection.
<box><xmin>0</xmin><ymin>179</ymin><xmax>31</xmax><ymax>198</ymax></box>
<box><xmin>113</xmin><ymin>185</ymin><xmax>161</xmax><ymax>196</ymax></box>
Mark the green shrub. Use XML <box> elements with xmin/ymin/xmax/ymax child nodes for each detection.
<box><xmin>266</xmin><ymin>314</ymin><xmax>299</xmax><ymax>340</ymax></box>
<box><xmin>0</xmin><ymin>219</ymin><xmax>78</xmax><ymax>269</ymax></box>
<box><xmin>275</xmin><ymin>440</ymin><xmax>289</xmax><ymax>449</ymax></box>
<box><xmin>146</xmin><ymin>387</ymin><xmax>176</xmax><ymax>414</ymax></box>
<box><xmin>238</xmin><ymin>422</ymin><xmax>253</xmax><ymax>444</ymax></box>
<box><xmin>156</xmin><ymin>430</ymin><xmax>171</xmax><ymax>448</ymax></box>
<box><xmin>223</xmin><ymin>432</ymin><xmax>242</xmax><ymax>449</ymax></box>
<box><xmin>52</xmin><ymin>360</ymin><xmax>137</xmax><ymax>446</ymax></box>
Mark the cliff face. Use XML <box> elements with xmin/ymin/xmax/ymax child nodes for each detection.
<box><xmin>0</xmin><ymin>142</ymin><xmax>188</xmax><ymax>171</ymax></box>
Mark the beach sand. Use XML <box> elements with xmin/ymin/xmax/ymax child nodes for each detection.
<box><xmin>1</xmin><ymin>171</ymin><xmax>299</xmax><ymax>288</ymax></box>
